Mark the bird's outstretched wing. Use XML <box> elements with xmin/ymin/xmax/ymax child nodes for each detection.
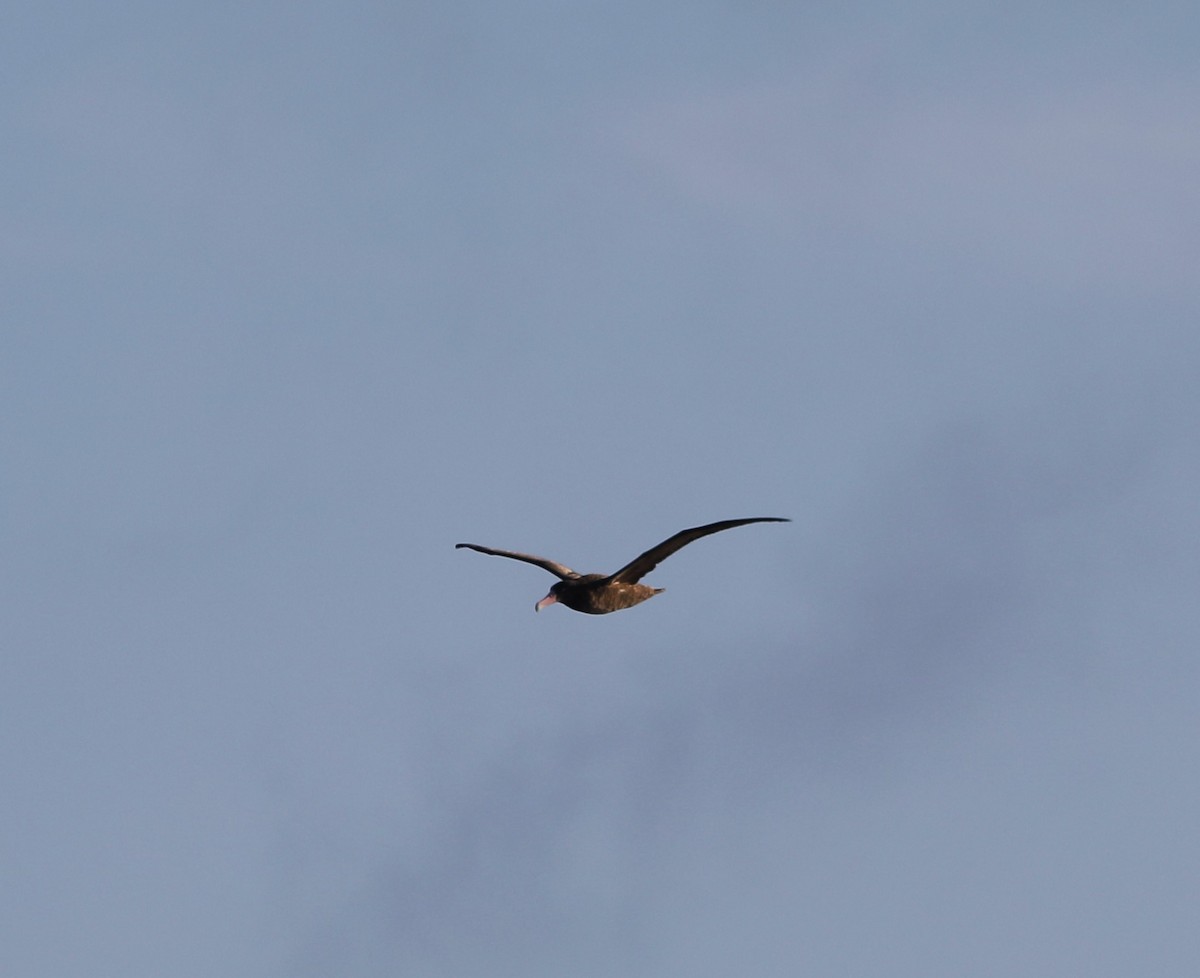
<box><xmin>606</xmin><ymin>517</ymin><xmax>790</xmax><ymax>584</ymax></box>
<box><xmin>455</xmin><ymin>543</ymin><xmax>578</xmax><ymax>580</ymax></box>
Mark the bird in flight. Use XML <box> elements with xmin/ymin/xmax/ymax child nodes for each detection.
<box><xmin>456</xmin><ymin>517</ymin><xmax>789</xmax><ymax>614</ymax></box>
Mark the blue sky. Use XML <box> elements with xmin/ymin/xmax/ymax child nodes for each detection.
<box><xmin>4</xmin><ymin>3</ymin><xmax>1199</xmax><ymax>975</ymax></box>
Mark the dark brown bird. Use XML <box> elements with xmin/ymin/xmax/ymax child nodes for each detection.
<box><xmin>456</xmin><ymin>517</ymin><xmax>789</xmax><ymax>614</ymax></box>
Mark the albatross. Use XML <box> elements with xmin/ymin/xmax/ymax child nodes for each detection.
<box><xmin>456</xmin><ymin>517</ymin><xmax>789</xmax><ymax>614</ymax></box>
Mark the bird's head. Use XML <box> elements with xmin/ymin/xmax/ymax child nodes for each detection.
<box><xmin>535</xmin><ymin>581</ymin><xmax>564</xmax><ymax>612</ymax></box>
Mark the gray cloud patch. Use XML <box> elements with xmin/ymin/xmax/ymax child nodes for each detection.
<box><xmin>292</xmin><ymin>368</ymin><xmax>1194</xmax><ymax>976</ymax></box>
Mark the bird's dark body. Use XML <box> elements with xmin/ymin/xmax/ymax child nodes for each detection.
<box><xmin>550</xmin><ymin>576</ymin><xmax>665</xmax><ymax>615</ymax></box>
<box><xmin>456</xmin><ymin>517</ymin><xmax>788</xmax><ymax>615</ymax></box>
